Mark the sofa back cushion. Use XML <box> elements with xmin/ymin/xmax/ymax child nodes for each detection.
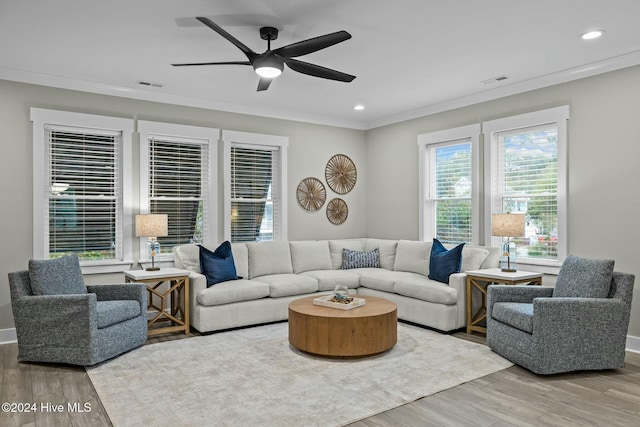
<box><xmin>393</xmin><ymin>240</ymin><xmax>432</xmax><ymax>276</ymax></box>
<box><xmin>553</xmin><ymin>255</ymin><xmax>614</xmax><ymax>298</ymax></box>
<box><xmin>230</xmin><ymin>243</ymin><xmax>249</xmax><ymax>279</ymax></box>
<box><xmin>247</xmin><ymin>241</ymin><xmax>293</xmax><ymax>278</ymax></box>
<box><xmin>363</xmin><ymin>239</ymin><xmax>398</xmax><ymax>270</ymax></box>
<box><xmin>329</xmin><ymin>239</ymin><xmax>365</xmax><ymax>270</ymax></box>
<box><xmin>460</xmin><ymin>246</ymin><xmax>490</xmax><ymax>272</ymax></box>
<box><xmin>290</xmin><ymin>241</ymin><xmax>332</xmax><ymax>273</ymax></box>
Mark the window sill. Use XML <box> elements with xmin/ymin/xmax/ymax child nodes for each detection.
<box><xmin>512</xmin><ymin>258</ymin><xmax>561</xmax><ymax>276</ymax></box>
<box><xmin>80</xmin><ymin>260</ymin><xmax>135</xmax><ymax>275</ymax></box>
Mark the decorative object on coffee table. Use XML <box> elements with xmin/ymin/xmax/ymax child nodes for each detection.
<box><xmin>325</xmin><ymin>154</ymin><xmax>357</xmax><ymax>194</ymax></box>
<box><xmin>326</xmin><ymin>198</ymin><xmax>348</xmax><ymax>224</ymax></box>
<box><xmin>136</xmin><ymin>213</ymin><xmax>168</xmax><ymax>271</ymax></box>
<box><xmin>296</xmin><ymin>177</ymin><xmax>326</xmax><ymax>211</ymax></box>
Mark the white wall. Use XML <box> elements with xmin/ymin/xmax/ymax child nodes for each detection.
<box><xmin>0</xmin><ymin>80</ymin><xmax>366</xmax><ymax>331</ymax></box>
<box><xmin>365</xmin><ymin>64</ymin><xmax>640</xmax><ymax>337</ymax></box>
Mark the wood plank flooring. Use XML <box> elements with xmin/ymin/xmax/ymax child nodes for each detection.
<box><xmin>1</xmin><ymin>329</ymin><xmax>639</xmax><ymax>427</ymax></box>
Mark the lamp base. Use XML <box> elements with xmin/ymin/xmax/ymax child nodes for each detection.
<box><xmin>146</xmin><ymin>266</ymin><xmax>160</xmax><ymax>272</ymax></box>
<box><xmin>501</xmin><ymin>268</ymin><xmax>517</xmax><ymax>273</ymax></box>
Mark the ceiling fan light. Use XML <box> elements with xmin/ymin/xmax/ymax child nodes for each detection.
<box><xmin>255</xmin><ymin>66</ymin><xmax>282</xmax><ymax>78</ymax></box>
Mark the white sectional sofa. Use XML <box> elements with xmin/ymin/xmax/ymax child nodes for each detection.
<box><xmin>173</xmin><ymin>239</ymin><xmax>500</xmax><ymax>334</ymax></box>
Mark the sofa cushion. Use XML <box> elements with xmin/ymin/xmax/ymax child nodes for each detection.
<box><xmin>428</xmin><ymin>239</ymin><xmax>464</xmax><ymax>284</ymax></box>
<box><xmin>247</xmin><ymin>241</ymin><xmax>293</xmax><ymax>278</ymax></box>
<box><xmin>393</xmin><ymin>240</ymin><xmax>432</xmax><ymax>276</ymax></box>
<box><xmin>364</xmin><ymin>239</ymin><xmax>398</xmax><ymax>270</ymax></box>
<box><xmin>394</xmin><ymin>278</ymin><xmax>458</xmax><ymax>305</ymax></box>
<box><xmin>290</xmin><ymin>241</ymin><xmax>332</xmax><ymax>273</ymax></box>
<box><xmin>231</xmin><ymin>243</ymin><xmax>249</xmax><ymax>279</ymax></box>
<box><xmin>96</xmin><ymin>300</ymin><xmax>141</xmax><ymax>329</ymax></box>
<box><xmin>173</xmin><ymin>244</ymin><xmax>200</xmax><ymax>272</ymax></box>
<box><xmin>300</xmin><ymin>270</ymin><xmax>361</xmax><ymax>291</ymax></box>
<box><xmin>329</xmin><ymin>239</ymin><xmax>365</xmax><ymax>269</ymax></box>
<box><xmin>460</xmin><ymin>246</ymin><xmax>490</xmax><ymax>272</ymax></box>
<box><xmin>29</xmin><ymin>254</ymin><xmax>87</xmax><ymax>296</ymax></box>
<box><xmin>197</xmin><ymin>279</ymin><xmax>270</xmax><ymax>306</ymax></box>
<box><xmin>356</xmin><ymin>269</ymin><xmax>417</xmax><ymax>293</ymax></box>
<box><xmin>253</xmin><ymin>274</ymin><xmax>318</xmax><ymax>298</ymax></box>
<box><xmin>553</xmin><ymin>255</ymin><xmax>614</xmax><ymax>298</ymax></box>
<box><xmin>199</xmin><ymin>242</ymin><xmax>239</xmax><ymax>287</ymax></box>
<box><xmin>492</xmin><ymin>302</ymin><xmax>534</xmax><ymax>333</ymax></box>
<box><xmin>342</xmin><ymin>248</ymin><xmax>380</xmax><ymax>269</ymax></box>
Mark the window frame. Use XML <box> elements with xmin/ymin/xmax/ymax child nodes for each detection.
<box><xmin>222</xmin><ymin>130</ymin><xmax>288</xmax><ymax>242</ymax></box>
<box><xmin>483</xmin><ymin>106</ymin><xmax>569</xmax><ymax>272</ymax></box>
<box><xmin>31</xmin><ymin>108</ymin><xmax>134</xmax><ymax>274</ymax></box>
<box><xmin>138</xmin><ymin>121</ymin><xmax>218</xmax><ymax>263</ymax></box>
<box><xmin>418</xmin><ymin>124</ymin><xmax>481</xmax><ymax>244</ymax></box>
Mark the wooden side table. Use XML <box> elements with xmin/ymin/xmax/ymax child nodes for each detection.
<box><xmin>124</xmin><ymin>268</ymin><xmax>190</xmax><ymax>336</ymax></box>
<box><xmin>465</xmin><ymin>268</ymin><xmax>542</xmax><ymax>334</ymax></box>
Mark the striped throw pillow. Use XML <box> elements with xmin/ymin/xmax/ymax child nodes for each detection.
<box><xmin>342</xmin><ymin>248</ymin><xmax>380</xmax><ymax>269</ymax></box>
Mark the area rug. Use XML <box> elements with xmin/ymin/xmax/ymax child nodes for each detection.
<box><xmin>87</xmin><ymin>322</ymin><xmax>512</xmax><ymax>427</ymax></box>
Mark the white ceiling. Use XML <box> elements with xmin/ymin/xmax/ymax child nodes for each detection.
<box><xmin>2</xmin><ymin>0</ymin><xmax>640</xmax><ymax>130</ymax></box>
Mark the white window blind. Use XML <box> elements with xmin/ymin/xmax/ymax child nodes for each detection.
<box><xmin>230</xmin><ymin>145</ymin><xmax>279</xmax><ymax>242</ymax></box>
<box><xmin>149</xmin><ymin>137</ymin><xmax>208</xmax><ymax>253</ymax></box>
<box><xmin>46</xmin><ymin>125</ymin><xmax>121</xmax><ymax>260</ymax></box>
<box><xmin>427</xmin><ymin>140</ymin><xmax>473</xmax><ymax>244</ymax></box>
<box><xmin>495</xmin><ymin>124</ymin><xmax>559</xmax><ymax>260</ymax></box>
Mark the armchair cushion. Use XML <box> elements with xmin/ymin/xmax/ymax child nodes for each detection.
<box><xmin>492</xmin><ymin>302</ymin><xmax>534</xmax><ymax>333</ymax></box>
<box><xmin>96</xmin><ymin>300</ymin><xmax>142</xmax><ymax>329</ymax></box>
<box><xmin>28</xmin><ymin>254</ymin><xmax>87</xmax><ymax>296</ymax></box>
<box><xmin>554</xmin><ymin>256</ymin><xmax>614</xmax><ymax>298</ymax></box>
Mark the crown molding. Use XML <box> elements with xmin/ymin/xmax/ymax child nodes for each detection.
<box><xmin>0</xmin><ymin>66</ymin><xmax>366</xmax><ymax>130</ymax></box>
<box><xmin>364</xmin><ymin>49</ymin><xmax>640</xmax><ymax>130</ymax></box>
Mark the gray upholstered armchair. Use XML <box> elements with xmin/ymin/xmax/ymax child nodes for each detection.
<box><xmin>487</xmin><ymin>256</ymin><xmax>635</xmax><ymax>375</ymax></box>
<box><xmin>8</xmin><ymin>255</ymin><xmax>148</xmax><ymax>366</ymax></box>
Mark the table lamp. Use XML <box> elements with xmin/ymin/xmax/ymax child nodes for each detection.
<box><xmin>492</xmin><ymin>213</ymin><xmax>525</xmax><ymax>272</ymax></box>
<box><xmin>135</xmin><ymin>214</ymin><xmax>168</xmax><ymax>271</ymax></box>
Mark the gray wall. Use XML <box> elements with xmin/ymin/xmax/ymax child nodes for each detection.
<box><xmin>365</xmin><ymin>65</ymin><xmax>640</xmax><ymax>337</ymax></box>
<box><xmin>0</xmin><ymin>79</ymin><xmax>366</xmax><ymax>331</ymax></box>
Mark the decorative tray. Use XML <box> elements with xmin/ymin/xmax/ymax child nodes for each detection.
<box><xmin>313</xmin><ymin>295</ymin><xmax>366</xmax><ymax>310</ymax></box>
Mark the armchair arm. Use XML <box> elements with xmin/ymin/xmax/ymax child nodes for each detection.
<box><xmin>12</xmin><ymin>294</ymin><xmax>97</xmax><ymax>348</ymax></box>
<box><xmin>487</xmin><ymin>285</ymin><xmax>553</xmax><ymax>319</ymax></box>
<box><xmin>534</xmin><ymin>297</ymin><xmax>630</xmax><ymax>341</ymax></box>
<box><xmin>87</xmin><ymin>284</ymin><xmax>147</xmax><ymax>309</ymax></box>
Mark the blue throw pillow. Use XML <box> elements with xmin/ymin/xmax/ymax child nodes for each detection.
<box><xmin>428</xmin><ymin>239</ymin><xmax>465</xmax><ymax>284</ymax></box>
<box><xmin>342</xmin><ymin>248</ymin><xmax>380</xmax><ymax>269</ymax></box>
<box><xmin>199</xmin><ymin>242</ymin><xmax>238</xmax><ymax>287</ymax></box>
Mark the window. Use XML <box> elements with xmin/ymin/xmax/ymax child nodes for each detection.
<box><xmin>484</xmin><ymin>106</ymin><xmax>568</xmax><ymax>268</ymax></box>
<box><xmin>222</xmin><ymin>130</ymin><xmax>288</xmax><ymax>242</ymax></box>
<box><xmin>139</xmin><ymin>121</ymin><xmax>218</xmax><ymax>260</ymax></box>
<box><xmin>31</xmin><ymin>109</ymin><xmax>133</xmax><ymax>273</ymax></box>
<box><xmin>418</xmin><ymin>124</ymin><xmax>481</xmax><ymax>244</ymax></box>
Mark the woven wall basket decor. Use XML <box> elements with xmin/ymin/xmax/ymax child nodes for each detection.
<box><xmin>296</xmin><ymin>177</ymin><xmax>326</xmax><ymax>211</ymax></box>
<box><xmin>326</xmin><ymin>198</ymin><xmax>348</xmax><ymax>225</ymax></box>
<box><xmin>325</xmin><ymin>154</ymin><xmax>357</xmax><ymax>194</ymax></box>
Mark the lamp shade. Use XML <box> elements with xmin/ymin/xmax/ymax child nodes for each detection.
<box><xmin>491</xmin><ymin>213</ymin><xmax>525</xmax><ymax>237</ymax></box>
<box><xmin>135</xmin><ymin>214</ymin><xmax>168</xmax><ymax>238</ymax></box>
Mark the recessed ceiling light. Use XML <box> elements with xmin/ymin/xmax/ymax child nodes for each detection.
<box><xmin>353</xmin><ymin>104</ymin><xmax>365</xmax><ymax>111</ymax></box>
<box><xmin>580</xmin><ymin>30</ymin><xmax>605</xmax><ymax>40</ymax></box>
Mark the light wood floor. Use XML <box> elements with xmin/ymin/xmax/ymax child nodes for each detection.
<box><xmin>1</xmin><ymin>328</ymin><xmax>639</xmax><ymax>427</ymax></box>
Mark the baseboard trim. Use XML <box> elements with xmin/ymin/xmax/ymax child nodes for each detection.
<box><xmin>626</xmin><ymin>334</ymin><xmax>640</xmax><ymax>353</ymax></box>
<box><xmin>0</xmin><ymin>328</ymin><xmax>17</xmax><ymax>345</ymax></box>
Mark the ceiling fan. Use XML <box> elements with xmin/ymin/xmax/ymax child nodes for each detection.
<box><xmin>172</xmin><ymin>17</ymin><xmax>356</xmax><ymax>91</ymax></box>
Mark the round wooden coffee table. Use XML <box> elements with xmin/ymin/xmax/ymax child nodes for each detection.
<box><xmin>288</xmin><ymin>295</ymin><xmax>397</xmax><ymax>357</ymax></box>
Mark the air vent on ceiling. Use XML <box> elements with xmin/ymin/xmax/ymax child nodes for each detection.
<box><xmin>137</xmin><ymin>81</ymin><xmax>164</xmax><ymax>88</ymax></box>
<box><xmin>482</xmin><ymin>75</ymin><xmax>509</xmax><ymax>85</ymax></box>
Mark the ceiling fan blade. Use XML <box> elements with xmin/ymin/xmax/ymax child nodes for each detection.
<box><xmin>273</xmin><ymin>30</ymin><xmax>351</xmax><ymax>58</ymax></box>
<box><xmin>285</xmin><ymin>59</ymin><xmax>356</xmax><ymax>82</ymax></box>
<box><xmin>171</xmin><ymin>61</ymin><xmax>252</xmax><ymax>67</ymax></box>
<box><xmin>257</xmin><ymin>77</ymin><xmax>273</xmax><ymax>92</ymax></box>
<box><xmin>196</xmin><ymin>17</ymin><xmax>257</xmax><ymax>60</ymax></box>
